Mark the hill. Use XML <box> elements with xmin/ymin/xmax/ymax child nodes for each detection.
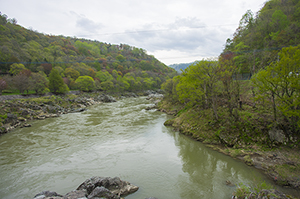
<box><xmin>223</xmin><ymin>0</ymin><xmax>300</xmax><ymax>74</ymax></box>
<box><xmin>0</xmin><ymin>12</ymin><xmax>177</xmax><ymax>93</ymax></box>
<box><xmin>168</xmin><ymin>62</ymin><xmax>194</xmax><ymax>73</ymax></box>
<box><xmin>159</xmin><ymin>0</ymin><xmax>300</xmax><ymax>191</ymax></box>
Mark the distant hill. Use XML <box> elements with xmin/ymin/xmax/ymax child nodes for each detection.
<box><xmin>0</xmin><ymin>12</ymin><xmax>177</xmax><ymax>93</ymax></box>
<box><xmin>168</xmin><ymin>62</ymin><xmax>195</xmax><ymax>73</ymax></box>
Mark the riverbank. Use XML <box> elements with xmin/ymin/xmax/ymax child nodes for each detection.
<box><xmin>0</xmin><ymin>90</ymin><xmax>161</xmax><ymax>135</ymax></box>
<box><xmin>158</xmin><ymin>99</ymin><xmax>300</xmax><ymax>198</ymax></box>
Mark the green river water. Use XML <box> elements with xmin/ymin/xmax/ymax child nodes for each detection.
<box><xmin>0</xmin><ymin>97</ymin><xmax>295</xmax><ymax>199</ymax></box>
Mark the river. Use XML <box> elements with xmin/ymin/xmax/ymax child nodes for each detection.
<box><xmin>0</xmin><ymin>97</ymin><xmax>293</xmax><ymax>199</ymax></box>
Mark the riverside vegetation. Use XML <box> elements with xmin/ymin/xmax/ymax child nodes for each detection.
<box><xmin>159</xmin><ymin>0</ymin><xmax>300</xmax><ymax>198</ymax></box>
<box><xmin>1</xmin><ymin>0</ymin><xmax>300</xmax><ymax>198</ymax></box>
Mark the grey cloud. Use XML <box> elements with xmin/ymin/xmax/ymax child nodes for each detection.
<box><xmin>113</xmin><ymin>17</ymin><xmax>228</xmax><ymax>57</ymax></box>
<box><xmin>70</xmin><ymin>11</ymin><xmax>103</xmax><ymax>33</ymax></box>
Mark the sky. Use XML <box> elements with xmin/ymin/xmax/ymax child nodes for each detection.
<box><xmin>0</xmin><ymin>0</ymin><xmax>266</xmax><ymax>65</ymax></box>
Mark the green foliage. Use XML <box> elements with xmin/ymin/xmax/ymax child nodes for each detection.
<box><xmin>100</xmin><ymin>80</ymin><xmax>114</xmax><ymax>91</ymax></box>
<box><xmin>30</xmin><ymin>72</ymin><xmax>49</xmax><ymax>95</ymax></box>
<box><xmin>64</xmin><ymin>67</ymin><xmax>80</xmax><ymax>80</ymax></box>
<box><xmin>252</xmin><ymin>45</ymin><xmax>300</xmax><ymax>128</ymax></box>
<box><xmin>9</xmin><ymin>63</ymin><xmax>26</xmax><ymax>75</ymax></box>
<box><xmin>224</xmin><ymin>0</ymin><xmax>300</xmax><ymax>71</ymax></box>
<box><xmin>75</xmin><ymin>76</ymin><xmax>95</xmax><ymax>92</ymax></box>
<box><xmin>0</xmin><ymin>12</ymin><xmax>176</xmax><ymax>93</ymax></box>
<box><xmin>234</xmin><ymin>183</ymin><xmax>251</xmax><ymax>198</ymax></box>
<box><xmin>49</xmin><ymin>69</ymin><xmax>69</xmax><ymax>94</ymax></box>
<box><xmin>95</xmin><ymin>70</ymin><xmax>113</xmax><ymax>82</ymax></box>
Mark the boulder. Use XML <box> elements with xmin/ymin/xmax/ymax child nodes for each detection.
<box><xmin>77</xmin><ymin>176</ymin><xmax>139</xmax><ymax>197</ymax></box>
<box><xmin>33</xmin><ymin>176</ymin><xmax>139</xmax><ymax>199</ymax></box>
<box><xmin>5</xmin><ymin>113</ymin><xmax>17</xmax><ymax>123</ymax></box>
<box><xmin>64</xmin><ymin>190</ymin><xmax>87</xmax><ymax>199</ymax></box>
<box><xmin>87</xmin><ymin>186</ymin><xmax>118</xmax><ymax>199</ymax></box>
<box><xmin>146</xmin><ymin>94</ymin><xmax>164</xmax><ymax>101</ymax></box>
<box><xmin>268</xmin><ymin>128</ymin><xmax>287</xmax><ymax>144</ymax></box>
<box><xmin>21</xmin><ymin>109</ymin><xmax>30</xmax><ymax>116</ymax></box>
<box><xmin>33</xmin><ymin>191</ymin><xmax>63</xmax><ymax>199</ymax></box>
<box><xmin>100</xmin><ymin>95</ymin><xmax>117</xmax><ymax>103</ymax></box>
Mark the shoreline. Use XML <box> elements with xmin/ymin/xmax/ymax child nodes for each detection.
<box><xmin>157</xmin><ymin>99</ymin><xmax>300</xmax><ymax>198</ymax></box>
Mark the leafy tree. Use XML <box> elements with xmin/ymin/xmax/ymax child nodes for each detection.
<box><xmin>176</xmin><ymin>60</ymin><xmax>220</xmax><ymax>120</ymax></box>
<box><xmin>64</xmin><ymin>68</ymin><xmax>80</xmax><ymax>80</ymax></box>
<box><xmin>9</xmin><ymin>63</ymin><xmax>26</xmax><ymax>75</ymax></box>
<box><xmin>161</xmin><ymin>78</ymin><xmax>179</xmax><ymax>102</ymax></box>
<box><xmin>75</xmin><ymin>76</ymin><xmax>95</xmax><ymax>92</ymax></box>
<box><xmin>95</xmin><ymin>70</ymin><xmax>113</xmax><ymax>82</ymax></box>
<box><xmin>88</xmin><ymin>68</ymin><xmax>96</xmax><ymax>78</ymax></box>
<box><xmin>219</xmin><ymin>54</ymin><xmax>241</xmax><ymax>120</ymax></box>
<box><xmin>252</xmin><ymin>45</ymin><xmax>300</xmax><ymax>128</ymax></box>
<box><xmin>13</xmin><ymin>69</ymin><xmax>31</xmax><ymax>94</ymax></box>
<box><xmin>30</xmin><ymin>72</ymin><xmax>49</xmax><ymax>95</ymax></box>
<box><xmin>49</xmin><ymin>69</ymin><xmax>69</xmax><ymax>94</ymax></box>
<box><xmin>100</xmin><ymin>80</ymin><xmax>114</xmax><ymax>91</ymax></box>
<box><xmin>53</xmin><ymin>66</ymin><xmax>65</xmax><ymax>77</ymax></box>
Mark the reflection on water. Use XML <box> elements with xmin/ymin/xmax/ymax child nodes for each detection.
<box><xmin>174</xmin><ymin>133</ymin><xmax>259</xmax><ymax>198</ymax></box>
<box><xmin>0</xmin><ymin>97</ymin><xmax>295</xmax><ymax>199</ymax></box>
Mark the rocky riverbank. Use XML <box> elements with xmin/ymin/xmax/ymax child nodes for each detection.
<box><xmin>0</xmin><ymin>90</ymin><xmax>164</xmax><ymax>135</ymax></box>
<box><xmin>158</xmin><ymin>100</ymin><xmax>300</xmax><ymax>198</ymax></box>
<box><xmin>0</xmin><ymin>91</ymin><xmax>138</xmax><ymax>135</ymax></box>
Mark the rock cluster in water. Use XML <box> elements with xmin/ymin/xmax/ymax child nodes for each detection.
<box><xmin>0</xmin><ymin>90</ymin><xmax>164</xmax><ymax>135</ymax></box>
<box><xmin>0</xmin><ymin>92</ymin><xmax>118</xmax><ymax>135</ymax></box>
<box><xmin>33</xmin><ymin>176</ymin><xmax>139</xmax><ymax>199</ymax></box>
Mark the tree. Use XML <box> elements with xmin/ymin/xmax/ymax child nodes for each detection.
<box><xmin>100</xmin><ymin>81</ymin><xmax>114</xmax><ymax>91</ymax></box>
<box><xmin>64</xmin><ymin>68</ymin><xmax>80</xmax><ymax>80</ymax></box>
<box><xmin>0</xmin><ymin>78</ymin><xmax>7</xmax><ymax>95</ymax></box>
<box><xmin>219</xmin><ymin>53</ymin><xmax>241</xmax><ymax>120</ymax></box>
<box><xmin>13</xmin><ymin>70</ymin><xmax>31</xmax><ymax>94</ymax></box>
<box><xmin>30</xmin><ymin>72</ymin><xmax>49</xmax><ymax>95</ymax></box>
<box><xmin>176</xmin><ymin>60</ymin><xmax>220</xmax><ymax>120</ymax></box>
<box><xmin>53</xmin><ymin>66</ymin><xmax>65</xmax><ymax>77</ymax></box>
<box><xmin>252</xmin><ymin>45</ymin><xmax>300</xmax><ymax>128</ymax></box>
<box><xmin>95</xmin><ymin>70</ymin><xmax>113</xmax><ymax>82</ymax></box>
<box><xmin>9</xmin><ymin>63</ymin><xmax>26</xmax><ymax>75</ymax></box>
<box><xmin>88</xmin><ymin>68</ymin><xmax>96</xmax><ymax>78</ymax></box>
<box><xmin>49</xmin><ymin>69</ymin><xmax>69</xmax><ymax>94</ymax></box>
<box><xmin>75</xmin><ymin>76</ymin><xmax>95</xmax><ymax>92</ymax></box>
<box><xmin>41</xmin><ymin>63</ymin><xmax>52</xmax><ymax>76</ymax></box>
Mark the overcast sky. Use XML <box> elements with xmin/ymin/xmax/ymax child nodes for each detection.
<box><xmin>1</xmin><ymin>0</ymin><xmax>266</xmax><ymax>65</ymax></box>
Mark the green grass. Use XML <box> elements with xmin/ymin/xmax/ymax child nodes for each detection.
<box><xmin>2</xmin><ymin>89</ymin><xmax>36</xmax><ymax>95</ymax></box>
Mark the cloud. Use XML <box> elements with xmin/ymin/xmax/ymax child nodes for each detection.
<box><xmin>109</xmin><ymin>17</ymin><xmax>232</xmax><ymax>58</ymax></box>
<box><xmin>70</xmin><ymin>11</ymin><xmax>103</xmax><ymax>34</ymax></box>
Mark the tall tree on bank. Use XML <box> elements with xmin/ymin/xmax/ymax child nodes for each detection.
<box><xmin>49</xmin><ymin>69</ymin><xmax>69</xmax><ymax>94</ymax></box>
<box><xmin>252</xmin><ymin>45</ymin><xmax>300</xmax><ymax>129</ymax></box>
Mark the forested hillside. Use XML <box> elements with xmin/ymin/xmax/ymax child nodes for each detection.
<box><xmin>161</xmin><ymin>0</ymin><xmax>300</xmax><ymax>147</ymax></box>
<box><xmin>224</xmin><ymin>0</ymin><xmax>300</xmax><ymax>74</ymax></box>
<box><xmin>0</xmin><ymin>12</ymin><xmax>176</xmax><ymax>94</ymax></box>
<box><xmin>159</xmin><ymin>1</ymin><xmax>300</xmax><ymax>189</ymax></box>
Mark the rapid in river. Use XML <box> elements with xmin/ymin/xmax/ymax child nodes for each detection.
<box><xmin>0</xmin><ymin>97</ymin><xmax>293</xmax><ymax>199</ymax></box>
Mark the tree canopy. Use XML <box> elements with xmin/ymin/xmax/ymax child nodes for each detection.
<box><xmin>0</xmin><ymin>12</ymin><xmax>177</xmax><ymax>93</ymax></box>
